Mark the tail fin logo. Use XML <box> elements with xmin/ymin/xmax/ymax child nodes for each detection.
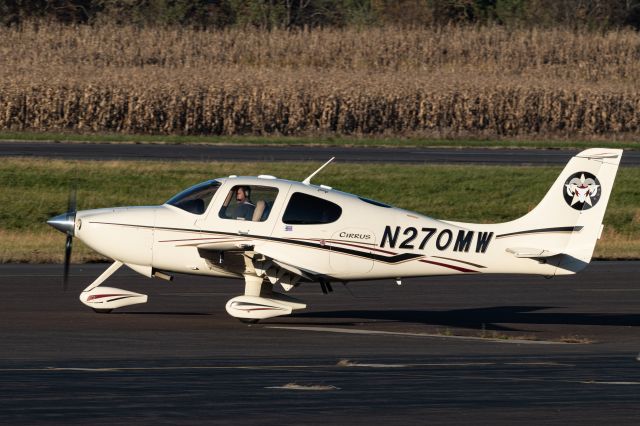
<box><xmin>564</xmin><ymin>172</ymin><xmax>601</xmax><ymax>210</ymax></box>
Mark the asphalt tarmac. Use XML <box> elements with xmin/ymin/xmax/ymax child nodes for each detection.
<box><xmin>2</xmin><ymin>262</ymin><xmax>640</xmax><ymax>424</ymax></box>
<box><xmin>1</xmin><ymin>141</ymin><xmax>639</xmax><ymax>166</ymax></box>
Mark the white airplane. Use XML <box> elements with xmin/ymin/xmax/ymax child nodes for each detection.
<box><xmin>48</xmin><ymin>148</ymin><xmax>622</xmax><ymax>323</ymax></box>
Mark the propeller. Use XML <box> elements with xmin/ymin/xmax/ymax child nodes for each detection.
<box><xmin>47</xmin><ymin>189</ymin><xmax>77</xmax><ymax>291</ymax></box>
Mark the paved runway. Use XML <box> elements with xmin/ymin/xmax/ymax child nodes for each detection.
<box><xmin>1</xmin><ymin>262</ymin><xmax>640</xmax><ymax>424</ymax></box>
<box><xmin>2</xmin><ymin>141</ymin><xmax>639</xmax><ymax>166</ymax></box>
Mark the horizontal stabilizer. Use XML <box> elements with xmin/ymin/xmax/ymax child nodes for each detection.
<box><xmin>506</xmin><ymin>247</ymin><xmax>559</xmax><ymax>258</ymax></box>
<box><xmin>576</xmin><ymin>151</ymin><xmax>621</xmax><ymax>160</ymax></box>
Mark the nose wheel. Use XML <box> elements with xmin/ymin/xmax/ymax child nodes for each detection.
<box><xmin>78</xmin><ymin>261</ymin><xmax>149</xmax><ymax>313</ymax></box>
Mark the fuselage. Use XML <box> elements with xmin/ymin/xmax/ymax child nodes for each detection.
<box><xmin>45</xmin><ymin>149</ymin><xmax>624</xmax><ymax>321</ymax></box>
<box><xmin>73</xmin><ymin>175</ymin><xmax>570</xmax><ymax>282</ymax></box>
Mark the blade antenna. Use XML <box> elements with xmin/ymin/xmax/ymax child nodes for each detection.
<box><xmin>302</xmin><ymin>157</ymin><xmax>335</xmax><ymax>185</ymax></box>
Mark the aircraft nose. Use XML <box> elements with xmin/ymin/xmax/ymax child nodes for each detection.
<box><xmin>47</xmin><ymin>213</ymin><xmax>75</xmax><ymax>236</ymax></box>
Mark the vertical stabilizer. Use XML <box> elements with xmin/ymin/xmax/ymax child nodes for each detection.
<box><xmin>504</xmin><ymin>148</ymin><xmax>622</xmax><ymax>272</ymax></box>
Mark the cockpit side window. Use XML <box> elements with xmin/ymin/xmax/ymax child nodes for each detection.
<box><xmin>219</xmin><ymin>185</ymin><xmax>279</xmax><ymax>222</ymax></box>
<box><xmin>282</xmin><ymin>192</ymin><xmax>342</xmax><ymax>225</ymax></box>
<box><xmin>166</xmin><ymin>180</ymin><xmax>221</xmax><ymax>215</ymax></box>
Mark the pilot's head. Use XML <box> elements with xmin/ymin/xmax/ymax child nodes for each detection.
<box><xmin>236</xmin><ymin>186</ymin><xmax>251</xmax><ymax>203</ymax></box>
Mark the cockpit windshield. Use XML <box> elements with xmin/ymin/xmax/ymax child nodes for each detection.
<box><xmin>166</xmin><ymin>180</ymin><xmax>221</xmax><ymax>215</ymax></box>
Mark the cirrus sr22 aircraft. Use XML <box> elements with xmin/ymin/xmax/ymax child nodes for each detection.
<box><xmin>48</xmin><ymin>149</ymin><xmax>621</xmax><ymax>323</ymax></box>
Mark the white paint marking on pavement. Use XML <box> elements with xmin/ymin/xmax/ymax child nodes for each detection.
<box><xmin>265</xmin><ymin>383</ymin><xmax>340</xmax><ymax>391</ymax></box>
<box><xmin>0</xmin><ymin>365</ymin><xmax>334</xmax><ymax>373</ymax></box>
<box><xmin>505</xmin><ymin>362</ymin><xmax>574</xmax><ymax>367</ymax></box>
<box><xmin>0</xmin><ymin>361</ymin><xmax>503</xmax><ymax>373</ymax></box>
<box><xmin>45</xmin><ymin>367</ymin><xmax>120</xmax><ymax>372</ymax></box>
<box><xmin>337</xmin><ymin>360</ymin><xmax>409</xmax><ymax>368</ymax></box>
<box><xmin>267</xmin><ymin>326</ymin><xmax>571</xmax><ymax>345</ymax></box>
<box><xmin>0</xmin><ymin>274</ymin><xmax>139</xmax><ymax>278</ymax></box>
<box><xmin>335</xmin><ymin>360</ymin><xmax>495</xmax><ymax>368</ymax></box>
<box><xmin>579</xmin><ymin>381</ymin><xmax>640</xmax><ymax>385</ymax></box>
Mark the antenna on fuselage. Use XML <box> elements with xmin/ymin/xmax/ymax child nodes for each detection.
<box><xmin>302</xmin><ymin>157</ymin><xmax>335</xmax><ymax>185</ymax></box>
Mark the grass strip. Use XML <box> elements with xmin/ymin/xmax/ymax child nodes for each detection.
<box><xmin>0</xmin><ymin>158</ymin><xmax>637</xmax><ymax>262</ymax></box>
<box><xmin>0</xmin><ymin>131</ymin><xmax>638</xmax><ymax>151</ymax></box>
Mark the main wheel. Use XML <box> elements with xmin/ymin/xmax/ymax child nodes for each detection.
<box><xmin>239</xmin><ymin>318</ymin><xmax>260</xmax><ymax>324</ymax></box>
<box><xmin>92</xmin><ymin>308</ymin><xmax>113</xmax><ymax>314</ymax></box>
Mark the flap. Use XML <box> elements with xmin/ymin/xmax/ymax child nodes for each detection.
<box><xmin>270</xmin><ymin>258</ymin><xmax>315</xmax><ymax>281</ymax></box>
<box><xmin>196</xmin><ymin>239</ymin><xmax>254</xmax><ymax>251</ymax></box>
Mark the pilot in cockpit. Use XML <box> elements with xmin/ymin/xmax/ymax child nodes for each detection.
<box><xmin>234</xmin><ymin>186</ymin><xmax>255</xmax><ymax>220</ymax></box>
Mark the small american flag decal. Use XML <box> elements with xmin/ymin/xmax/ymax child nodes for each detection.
<box><xmin>284</xmin><ymin>225</ymin><xmax>293</xmax><ymax>231</ymax></box>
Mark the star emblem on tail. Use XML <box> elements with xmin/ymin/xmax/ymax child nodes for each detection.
<box><xmin>563</xmin><ymin>172</ymin><xmax>601</xmax><ymax>210</ymax></box>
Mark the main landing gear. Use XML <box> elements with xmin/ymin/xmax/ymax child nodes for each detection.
<box><xmin>225</xmin><ymin>274</ymin><xmax>306</xmax><ymax>323</ymax></box>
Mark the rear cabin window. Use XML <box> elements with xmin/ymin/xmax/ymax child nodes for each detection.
<box><xmin>282</xmin><ymin>192</ymin><xmax>342</xmax><ymax>225</ymax></box>
<box><xmin>218</xmin><ymin>185</ymin><xmax>279</xmax><ymax>222</ymax></box>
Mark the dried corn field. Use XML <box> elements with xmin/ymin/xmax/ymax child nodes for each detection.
<box><xmin>2</xmin><ymin>23</ymin><xmax>640</xmax><ymax>138</ymax></box>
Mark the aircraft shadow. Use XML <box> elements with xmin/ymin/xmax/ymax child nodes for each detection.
<box><xmin>280</xmin><ymin>306</ymin><xmax>640</xmax><ymax>332</ymax></box>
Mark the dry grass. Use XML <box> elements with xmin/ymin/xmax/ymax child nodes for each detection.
<box><xmin>0</xmin><ymin>229</ymin><xmax>106</xmax><ymax>263</ymax></box>
<box><xmin>556</xmin><ymin>336</ymin><xmax>595</xmax><ymax>344</ymax></box>
<box><xmin>0</xmin><ymin>157</ymin><xmax>636</xmax><ymax>262</ymax></box>
<box><xmin>3</xmin><ymin>24</ymin><xmax>640</xmax><ymax>79</ymax></box>
<box><xmin>593</xmin><ymin>229</ymin><xmax>640</xmax><ymax>259</ymax></box>
<box><xmin>2</xmin><ymin>24</ymin><xmax>640</xmax><ymax>139</ymax></box>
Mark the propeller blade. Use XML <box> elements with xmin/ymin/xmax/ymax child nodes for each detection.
<box><xmin>62</xmin><ymin>188</ymin><xmax>76</xmax><ymax>291</ymax></box>
<box><xmin>67</xmin><ymin>187</ymin><xmax>77</xmax><ymax>215</ymax></box>
<box><xmin>63</xmin><ymin>234</ymin><xmax>73</xmax><ymax>291</ymax></box>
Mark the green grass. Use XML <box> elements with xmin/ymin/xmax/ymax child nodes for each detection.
<box><xmin>1</xmin><ymin>131</ymin><xmax>639</xmax><ymax>150</ymax></box>
<box><xmin>0</xmin><ymin>158</ymin><xmax>637</xmax><ymax>262</ymax></box>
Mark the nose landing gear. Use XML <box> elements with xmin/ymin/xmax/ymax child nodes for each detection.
<box><xmin>78</xmin><ymin>261</ymin><xmax>149</xmax><ymax>313</ymax></box>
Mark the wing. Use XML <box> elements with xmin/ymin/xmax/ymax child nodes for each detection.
<box><xmin>196</xmin><ymin>240</ymin><xmax>325</xmax><ymax>291</ymax></box>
